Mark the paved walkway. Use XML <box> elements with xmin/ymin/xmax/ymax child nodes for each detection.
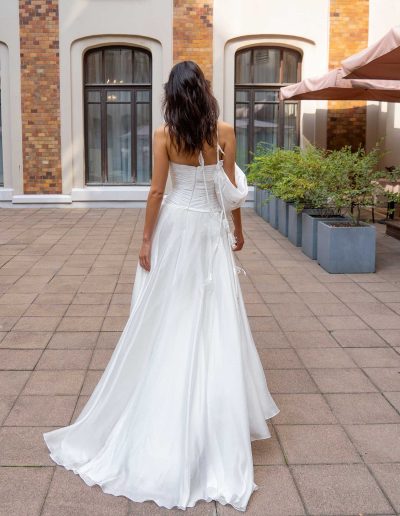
<box><xmin>0</xmin><ymin>207</ymin><xmax>399</xmax><ymax>516</ymax></box>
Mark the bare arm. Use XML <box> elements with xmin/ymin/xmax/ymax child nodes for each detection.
<box><xmin>220</xmin><ymin>123</ymin><xmax>244</xmax><ymax>252</ymax></box>
<box><xmin>139</xmin><ymin>127</ymin><xmax>169</xmax><ymax>271</ymax></box>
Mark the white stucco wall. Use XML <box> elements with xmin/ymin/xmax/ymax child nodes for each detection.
<box><xmin>213</xmin><ymin>0</ymin><xmax>331</xmax><ymax>149</ymax></box>
<box><xmin>0</xmin><ymin>0</ymin><xmax>23</xmax><ymax>199</ymax></box>
<box><xmin>367</xmin><ymin>1</ymin><xmax>400</xmax><ymax>166</ymax></box>
<box><xmin>58</xmin><ymin>0</ymin><xmax>173</xmax><ymax>201</ymax></box>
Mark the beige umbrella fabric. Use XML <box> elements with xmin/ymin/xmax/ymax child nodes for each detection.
<box><xmin>279</xmin><ymin>67</ymin><xmax>400</xmax><ymax>102</ymax></box>
<box><xmin>341</xmin><ymin>25</ymin><xmax>400</xmax><ymax>80</ymax></box>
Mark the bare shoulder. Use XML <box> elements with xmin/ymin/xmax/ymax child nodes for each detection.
<box><xmin>217</xmin><ymin>120</ymin><xmax>235</xmax><ymax>142</ymax></box>
<box><xmin>154</xmin><ymin>124</ymin><xmax>168</xmax><ymax>141</ymax></box>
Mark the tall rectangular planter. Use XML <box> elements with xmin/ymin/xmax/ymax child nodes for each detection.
<box><xmin>260</xmin><ymin>189</ymin><xmax>270</xmax><ymax>222</ymax></box>
<box><xmin>301</xmin><ymin>210</ymin><xmax>350</xmax><ymax>260</ymax></box>
<box><xmin>317</xmin><ymin>221</ymin><xmax>376</xmax><ymax>273</ymax></box>
<box><xmin>288</xmin><ymin>204</ymin><xmax>303</xmax><ymax>246</ymax></box>
<box><xmin>277</xmin><ymin>198</ymin><xmax>289</xmax><ymax>236</ymax></box>
<box><xmin>254</xmin><ymin>186</ymin><xmax>261</xmax><ymax>215</ymax></box>
<box><xmin>269</xmin><ymin>194</ymin><xmax>279</xmax><ymax>229</ymax></box>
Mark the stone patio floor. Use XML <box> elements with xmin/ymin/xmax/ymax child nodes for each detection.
<box><xmin>0</xmin><ymin>207</ymin><xmax>400</xmax><ymax>516</ymax></box>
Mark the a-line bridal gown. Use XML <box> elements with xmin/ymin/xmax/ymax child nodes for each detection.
<box><xmin>43</xmin><ymin>138</ymin><xmax>280</xmax><ymax>512</ymax></box>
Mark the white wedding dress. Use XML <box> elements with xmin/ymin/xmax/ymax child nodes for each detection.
<box><xmin>43</xmin><ymin>142</ymin><xmax>280</xmax><ymax>512</ymax></box>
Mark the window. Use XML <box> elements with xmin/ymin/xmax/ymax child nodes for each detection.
<box><xmin>234</xmin><ymin>46</ymin><xmax>301</xmax><ymax>170</ymax></box>
<box><xmin>84</xmin><ymin>46</ymin><xmax>152</xmax><ymax>185</ymax></box>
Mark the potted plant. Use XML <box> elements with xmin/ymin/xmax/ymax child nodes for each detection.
<box><xmin>316</xmin><ymin>142</ymin><xmax>389</xmax><ymax>273</ymax></box>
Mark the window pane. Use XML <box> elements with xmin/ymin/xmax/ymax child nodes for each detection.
<box><xmin>284</xmin><ymin>103</ymin><xmax>299</xmax><ymax>149</ymax></box>
<box><xmin>107</xmin><ymin>103</ymin><xmax>132</xmax><ymax>183</ymax></box>
<box><xmin>254</xmin><ymin>90</ymin><xmax>278</xmax><ymax>102</ymax></box>
<box><xmin>86</xmin><ymin>50</ymin><xmax>102</xmax><ymax>84</ymax></box>
<box><xmin>283</xmin><ymin>50</ymin><xmax>300</xmax><ymax>83</ymax></box>
<box><xmin>137</xmin><ymin>90</ymin><xmax>150</xmax><ymax>102</ymax></box>
<box><xmin>105</xmin><ymin>48</ymin><xmax>133</xmax><ymax>84</ymax></box>
<box><xmin>136</xmin><ymin>103</ymin><xmax>151</xmax><ymax>183</ymax></box>
<box><xmin>87</xmin><ymin>91</ymin><xmax>100</xmax><ymax>102</ymax></box>
<box><xmin>133</xmin><ymin>51</ymin><xmax>151</xmax><ymax>83</ymax></box>
<box><xmin>236</xmin><ymin>90</ymin><xmax>249</xmax><ymax>102</ymax></box>
<box><xmin>235</xmin><ymin>50</ymin><xmax>251</xmax><ymax>84</ymax></box>
<box><xmin>106</xmin><ymin>90</ymin><xmax>130</xmax><ymax>102</ymax></box>
<box><xmin>87</xmin><ymin>103</ymin><xmax>102</xmax><ymax>182</ymax></box>
<box><xmin>235</xmin><ymin>103</ymin><xmax>249</xmax><ymax>171</ymax></box>
<box><xmin>253</xmin><ymin>48</ymin><xmax>280</xmax><ymax>83</ymax></box>
<box><xmin>253</xmin><ymin>103</ymin><xmax>278</xmax><ymax>152</ymax></box>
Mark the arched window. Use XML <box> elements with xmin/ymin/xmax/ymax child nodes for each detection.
<box><xmin>234</xmin><ymin>46</ymin><xmax>301</xmax><ymax>170</ymax></box>
<box><xmin>84</xmin><ymin>46</ymin><xmax>152</xmax><ymax>185</ymax></box>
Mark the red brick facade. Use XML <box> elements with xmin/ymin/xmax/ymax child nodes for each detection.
<box><xmin>173</xmin><ymin>0</ymin><xmax>213</xmax><ymax>82</ymax></box>
<box><xmin>327</xmin><ymin>0</ymin><xmax>369</xmax><ymax>150</ymax></box>
<box><xmin>19</xmin><ymin>0</ymin><xmax>62</xmax><ymax>194</ymax></box>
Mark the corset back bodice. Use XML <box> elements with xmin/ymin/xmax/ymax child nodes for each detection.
<box><xmin>164</xmin><ymin>161</ymin><xmax>222</xmax><ymax>212</ymax></box>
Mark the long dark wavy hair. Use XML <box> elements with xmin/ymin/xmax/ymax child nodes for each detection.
<box><xmin>162</xmin><ymin>61</ymin><xmax>220</xmax><ymax>155</ymax></box>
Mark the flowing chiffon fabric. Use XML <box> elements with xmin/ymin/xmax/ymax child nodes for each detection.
<box><xmin>43</xmin><ymin>156</ymin><xmax>280</xmax><ymax>512</ymax></box>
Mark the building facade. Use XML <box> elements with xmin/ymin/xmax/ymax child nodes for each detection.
<box><xmin>0</xmin><ymin>0</ymin><xmax>399</xmax><ymax>206</ymax></box>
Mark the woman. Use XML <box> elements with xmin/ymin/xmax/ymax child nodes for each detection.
<box><xmin>43</xmin><ymin>60</ymin><xmax>279</xmax><ymax>512</ymax></box>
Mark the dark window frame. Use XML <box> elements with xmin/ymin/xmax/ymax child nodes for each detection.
<box><xmin>234</xmin><ymin>46</ymin><xmax>302</xmax><ymax>166</ymax></box>
<box><xmin>83</xmin><ymin>45</ymin><xmax>152</xmax><ymax>186</ymax></box>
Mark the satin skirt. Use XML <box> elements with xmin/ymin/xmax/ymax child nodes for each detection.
<box><xmin>43</xmin><ymin>198</ymin><xmax>280</xmax><ymax>512</ymax></box>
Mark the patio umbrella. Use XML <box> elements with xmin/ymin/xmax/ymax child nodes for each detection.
<box><xmin>279</xmin><ymin>67</ymin><xmax>400</xmax><ymax>102</ymax></box>
<box><xmin>342</xmin><ymin>25</ymin><xmax>400</xmax><ymax>80</ymax></box>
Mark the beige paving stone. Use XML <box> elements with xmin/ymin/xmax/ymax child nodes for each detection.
<box><xmin>24</xmin><ymin>303</ymin><xmax>68</xmax><ymax>317</ymax></box>
<box><xmin>252</xmin><ymin>331</ymin><xmax>291</xmax><ymax>349</ymax></box>
<box><xmin>4</xmin><ymin>395</ymin><xmax>77</xmax><ymax>426</ymax></box>
<box><xmin>346</xmin><ymin>347</ymin><xmax>400</xmax><ymax>367</ymax></box>
<box><xmin>259</xmin><ymin>348</ymin><xmax>303</xmax><ymax>369</ymax></box>
<box><xmin>345</xmin><ymin>424</ymin><xmax>400</xmax><ymax>463</ymax></box>
<box><xmin>318</xmin><ymin>315</ymin><xmax>369</xmax><ymax>331</ymax></box>
<box><xmin>0</xmin><ymin>370</ymin><xmax>30</xmax><ymax>395</ymax></box>
<box><xmin>378</xmin><ymin>329</ymin><xmax>400</xmax><ymax>346</ymax></box>
<box><xmin>326</xmin><ymin>393</ymin><xmax>400</xmax><ymax>424</ymax></box>
<box><xmin>78</xmin><ymin>275</ymin><xmax>118</xmax><ymax>293</ymax></box>
<box><xmin>0</xmin><ymin>304</ymin><xmax>29</xmax><ymax>316</ymax></box>
<box><xmin>0</xmin><ymin>331</ymin><xmax>52</xmax><ymax>349</ymax></box>
<box><xmin>0</xmin><ymin>426</ymin><xmax>55</xmax><ymax>466</ymax></box>
<box><xmin>0</xmin><ymin>466</ymin><xmax>53</xmax><ymax>516</ymax></box>
<box><xmin>331</xmin><ymin>328</ymin><xmax>388</xmax><ymax>348</ymax></box>
<box><xmin>35</xmin><ymin>349</ymin><xmax>92</xmax><ymax>370</ymax></box>
<box><xmin>291</xmin><ymin>464</ymin><xmax>394</xmax><ymax>515</ymax></box>
<box><xmin>266</xmin><ymin>369</ymin><xmax>318</xmax><ymax>394</ymax></box>
<box><xmin>0</xmin><ymin>316</ymin><xmax>18</xmax><ymax>331</ymax></box>
<box><xmin>57</xmin><ymin>316</ymin><xmax>104</xmax><ymax>332</ymax></box>
<box><xmin>268</xmin><ymin>303</ymin><xmax>313</xmax><ymax>317</ymax></box>
<box><xmin>48</xmin><ymin>331</ymin><xmax>99</xmax><ymax>350</ymax></box>
<box><xmin>72</xmin><ymin>292</ymin><xmax>113</xmax><ymax>305</ymax></box>
<box><xmin>66</xmin><ymin>304</ymin><xmax>108</xmax><ymax>317</ymax></box>
<box><xmin>274</xmin><ymin>315</ymin><xmax>326</xmax><ymax>332</ymax></box>
<box><xmin>13</xmin><ymin>316</ymin><xmax>61</xmax><ymax>332</ymax></box>
<box><xmin>81</xmin><ymin>370</ymin><xmax>103</xmax><ymax>395</ymax></box>
<box><xmin>89</xmin><ymin>349</ymin><xmax>113</xmax><ymax>370</ymax></box>
<box><xmin>384</xmin><ymin>391</ymin><xmax>400</xmax><ymax>412</ymax></box>
<box><xmin>96</xmin><ymin>331</ymin><xmax>121</xmax><ymax>349</ymax></box>
<box><xmin>260</xmin><ymin>292</ymin><xmax>303</xmax><ymax>304</ymax></box>
<box><xmin>309</xmin><ymin>368</ymin><xmax>378</xmax><ymax>393</ymax></box>
<box><xmin>217</xmin><ymin>466</ymin><xmax>305</xmax><ymax>515</ymax></box>
<box><xmin>101</xmin><ymin>316</ymin><xmax>128</xmax><ymax>332</ymax></box>
<box><xmin>0</xmin><ymin>348</ymin><xmax>41</xmax><ymax>370</ymax></box>
<box><xmin>363</xmin><ymin>367</ymin><xmax>400</xmax><ymax>391</ymax></box>
<box><xmin>251</xmin><ymin>428</ymin><xmax>285</xmax><ymax>465</ymax></box>
<box><xmin>297</xmin><ymin>291</ymin><xmax>341</xmax><ymax>304</ymax></box>
<box><xmin>22</xmin><ymin>370</ymin><xmax>85</xmax><ymax>395</ymax></box>
<box><xmin>42</xmin><ymin>467</ymin><xmax>129</xmax><ymax>516</ymax></box>
<box><xmin>306</xmin><ymin>302</ymin><xmax>353</xmax><ymax>316</ymax></box>
<box><xmin>369</xmin><ymin>463</ymin><xmax>400</xmax><ymax>512</ymax></box>
<box><xmin>0</xmin><ymin>396</ymin><xmax>16</xmax><ymax>424</ymax></box>
<box><xmin>0</xmin><ymin>292</ymin><xmax>38</xmax><ymax>305</ymax></box>
<box><xmin>296</xmin><ymin>348</ymin><xmax>356</xmax><ymax>368</ymax></box>
<box><xmin>273</xmin><ymin>394</ymin><xmax>336</xmax><ymax>424</ymax></box>
<box><xmin>285</xmin><ymin>330</ymin><xmax>338</xmax><ymax>348</ymax></box>
<box><xmin>243</xmin><ymin>303</ymin><xmax>272</xmax><ymax>316</ymax></box>
<box><xmin>275</xmin><ymin>424</ymin><xmax>361</xmax><ymax>464</ymax></box>
<box><xmin>34</xmin><ymin>292</ymin><xmax>75</xmax><ymax>304</ymax></box>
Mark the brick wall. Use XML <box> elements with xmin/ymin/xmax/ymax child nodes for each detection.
<box><xmin>19</xmin><ymin>0</ymin><xmax>62</xmax><ymax>194</ymax></box>
<box><xmin>173</xmin><ymin>0</ymin><xmax>213</xmax><ymax>82</ymax></box>
<box><xmin>327</xmin><ymin>0</ymin><xmax>369</xmax><ymax>150</ymax></box>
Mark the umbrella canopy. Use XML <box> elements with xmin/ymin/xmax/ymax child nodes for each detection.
<box><xmin>279</xmin><ymin>67</ymin><xmax>400</xmax><ymax>102</ymax></box>
<box><xmin>342</xmin><ymin>25</ymin><xmax>400</xmax><ymax>80</ymax></box>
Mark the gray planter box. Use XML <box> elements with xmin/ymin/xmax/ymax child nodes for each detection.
<box><xmin>277</xmin><ymin>198</ymin><xmax>290</xmax><ymax>236</ymax></box>
<box><xmin>288</xmin><ymin>204</ymin><xmax>304</xmax><ymax>246</ymax></box>
<box><xmin>317</xmin><ymin>220</ymin><xmax>376</xmax><ymax>273</ymax></box>
<box><xmin>269</xmin><ymin>194</ymin><xmax>279</xmax><ymax>229</ymax></box>
<box><xmin>260</xmin><ymin>189</ymin><xmax>270</xmax><ymax>222</ymax></box>
<box><xmin>254</xmin><ymin>186</ymin><xmax>261</xmax><ymax>215</ymax></box>
<box><xmin>301</xmin><ymin>210</ymin><xmax>350</xmax><ymax>260</ymax></box>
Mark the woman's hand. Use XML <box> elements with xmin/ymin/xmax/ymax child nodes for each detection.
<box><xmin>139</xmin><ymin>239</ymin><xmax>152</xmax><ymax>271</ymax></box>
<box><xmin>232</xmin><ymin>228</ymin><xmax>244</xmax><ymax>251</ymax></box>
